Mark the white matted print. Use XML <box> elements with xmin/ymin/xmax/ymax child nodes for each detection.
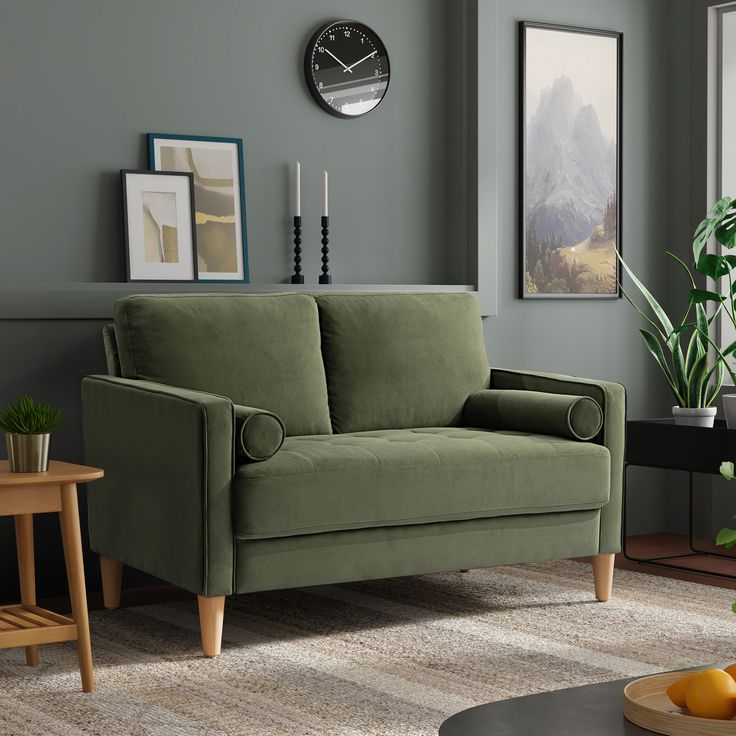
<box><xmin>122</xmin><ymin>170</ymin><xmax>197</xmax><ymax>282</ymax></box>
<box><xmin>148</xmin><ymin>134</ymin><xmax>249</xmax><ymax>282</ymax></box>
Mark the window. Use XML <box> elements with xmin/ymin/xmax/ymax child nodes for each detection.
<box><xmin>720</xmin><ymin>8</ymin><xmax>736</xmax><ymax>197</ymax></box>
<box><xmin>716</xmin><ymin>6</ymin><xmax>736</xmax><ymax>360</ymax></box>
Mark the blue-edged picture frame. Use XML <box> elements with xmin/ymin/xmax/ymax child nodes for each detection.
<box><xmin>147</xmin><ymin>133</ymin><xmax>249</xmax><ymax>283</ymax></box>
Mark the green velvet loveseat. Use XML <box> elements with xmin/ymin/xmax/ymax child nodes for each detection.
<box><xmin>82</xmin><ymin>292</ymin><xmax>625</xmax><ymax>657</ymax></box>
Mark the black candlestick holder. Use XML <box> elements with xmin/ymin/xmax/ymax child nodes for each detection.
<box><xmin>290</xmin><ymin>215</ymin><xmax>304</xmax><ymax>284</ymax></box>
<box><xmin>319</xmin><ymin>215</ymin><xmax>331</xmax><ymax>285</ymax></box>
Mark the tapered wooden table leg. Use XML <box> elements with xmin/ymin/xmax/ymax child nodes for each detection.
<box><xmin>59</xmin><ymin>483</ymin><xmax>94</xmax><ymax>693</ymax></box>
<box><xmin>14</xmin><ymin>514</ymin><xmax>37</xmax><ymax>667</ymax></box>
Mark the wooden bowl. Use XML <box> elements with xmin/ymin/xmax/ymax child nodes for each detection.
<box><xmin>624</xmin><ymin>671</ymin><xmax>736</xmax><ymax>735</ymax></box>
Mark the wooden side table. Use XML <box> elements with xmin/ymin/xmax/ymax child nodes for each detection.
<box><xmin>0</xmin><ymin>460</ymin><xmax>103</xmax><ymax>693</ymax></box>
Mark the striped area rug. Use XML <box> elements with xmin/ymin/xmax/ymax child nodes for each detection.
<box><xmin>1</xmin><ymin>560</ymin><xmax>735</xmax><ymax>736</ymax></box>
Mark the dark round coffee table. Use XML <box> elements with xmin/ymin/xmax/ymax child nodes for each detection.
<box><xmin>439</xmin><ymin>673</ymin><xmax>682</xmax><ymax>735</ymax></box>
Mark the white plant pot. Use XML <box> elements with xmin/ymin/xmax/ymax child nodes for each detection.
<box><xmin>672</xmin><ymin>406</ymin><xmax>717</xmax><ymax>428</ymax></box>
<box><xmin>723</xmin><ymin>395</ymin><xmax>736</xmax><ymax>429</ymax></box>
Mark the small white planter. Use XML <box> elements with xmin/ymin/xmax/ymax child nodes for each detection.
<box><xmin>723</xmin><ymin>395</ymin><xmax>736</xmax><ymax>429</ymax></box>
<box><xmin>672</xmin><ymin>406</ymin><xmax>717</xmax><ymax>428</ymax></box>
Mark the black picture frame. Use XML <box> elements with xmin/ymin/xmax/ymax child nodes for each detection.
<box><xmin>519</xmin><ymin>21</ymin><xmax>623</xmax><ymax>300</ymax></box>
<box><xmin>121</xmin><ymin>169</ymin><xmax>198</xmax><ymax>283</ymax></box>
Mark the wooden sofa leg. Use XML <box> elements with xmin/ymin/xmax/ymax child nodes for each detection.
<box><xmin>198</xmin><ymin>595</ymin><xmax>225</xmax><ymax>658</ymax></box>
<box><xmin>592</xmin><ymin>553</ymin><xmax>615</xmax><ymax>602</ymax></box>
<box><xmin>99</xmin><ymin>555</ymin><xmax>123</xmax><ymax>609</ymax></box>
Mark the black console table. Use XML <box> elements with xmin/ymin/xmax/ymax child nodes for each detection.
<box><xmin>624</xmin><ymin>418</ymin><xmax>736</xmax><ymax>579</ymax></box>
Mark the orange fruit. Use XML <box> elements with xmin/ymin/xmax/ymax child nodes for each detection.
<box><xmin>725</xmin><ymin>663</ymin><xmax>736</xmax><ymax>682</ymax></box>
<box><xmin>666</xmin><ymin>673</ymin><xmax>694</xmax><ymax>708</ymax></box>
<box><xmin>685</xmin><ymin>668</ymin><xmax>736</xmax><ymax>720</ymax></box>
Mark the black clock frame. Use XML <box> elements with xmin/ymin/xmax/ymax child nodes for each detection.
<box><xmin>303</xmin><ymin>19</ymin><xmax>390</xmax><ymax>119</ymax></box>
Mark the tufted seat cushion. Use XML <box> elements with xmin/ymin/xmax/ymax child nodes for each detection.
<box><xmin>233</xmin><ymin>427</ymin><xmax>611</xmax><ymax>539</ymax></box>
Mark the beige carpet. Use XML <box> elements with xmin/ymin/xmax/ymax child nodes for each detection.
<box><xmin>2</xmin><ymin>560</ymin><xmax>736</xmax><ymax>736</ymax></box>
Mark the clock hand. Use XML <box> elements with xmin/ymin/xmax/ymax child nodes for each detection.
<box><xmin>344</xmin><ymin>50</ymin><xmax>377</xmax><ymax>72</ymax></box>
<box><xmin>324</xmin><ymin>48</ymin><xmax>352</xmax><ymax>72</ymax></box>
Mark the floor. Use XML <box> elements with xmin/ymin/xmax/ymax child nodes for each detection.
<box><xmin>616</xmin><ymin>533</ymin><xmax>736</xmax><ymax>591</ymax></box>
<box><xmin>3</xmin><ymin>559</ymin><xmax>736</xmax><ymax>736</ymax></box>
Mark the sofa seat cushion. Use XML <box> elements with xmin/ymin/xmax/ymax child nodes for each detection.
<box><xmin>233</xmin><ymin>427</ymin><xmax>611</xmax><ymax>539</ymax></box>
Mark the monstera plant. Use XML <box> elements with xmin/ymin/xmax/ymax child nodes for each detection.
<box><xmin>617</xmin><ymin>197</ymin><xmax>736</xmax><ymax>426</ymax></box>
<box><xmin>690</xmin><ymin>196</ymin><xmax>736</xmax><ymax>370</ymax></box>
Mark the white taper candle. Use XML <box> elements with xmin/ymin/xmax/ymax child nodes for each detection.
<box><xmin>295</xmin><ymin>161</ymin><xmax>301</xmax><ymax>217</ymax></box>
<box><xmin>322</xmin><ymin>170</ymin><xmax>329</xmax><ymax>217</ymax></box>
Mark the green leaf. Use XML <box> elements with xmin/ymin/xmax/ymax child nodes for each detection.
<box><xmin>696</xmin><ymin>303</ymin><xmax>709</xmax><ymax>354</ymax></box>
<box><xmin>717</xmin><ymin>527</ymin><xmax>736</xmax><ymax>548</ymax></box>
<box><xmin>706</xmin><ymin>359</ymin><xmax>725</xmax><ymax>407</ymax></box>
<box><xmin>695</xmin><ymin>253</ymin><xmax>731</xmax><ymax>280</ymax></box>
<box><xmin>638</xmin><ymin>329</ymin><xmax>684</xmax><ymax>406</ymax></box>
<box><xmin>716</xmin><ymin>204</ymin><xmax>736</xmax><ymax>248</ymax></box>
<box><xmin>731</xmin><ymin>600</ymin><xmax>736</xmax><ymax>614</ymax></box>
<box><xmin>686</xmin><ymin>352</ymin><xmax>708</xmax><ymax>407</ymax></box>
<box><xmin>671</xmin><ymin>341</ymin><xmax>689</xmax><ymax>401</ymax></box>
<box><xmin>620</xmin><ymin>286</ymin><xmax>671</xmax><ymax>344</ymax></box>
<box><xmin>722</xmin><ymin>461</ymin><xmax>735</xmax><ymax>481</ymax></box>
<box><xmin>668</xmin><ymin>251</ymin><xmax>698</xmax><ymax>328</ymax></box>
<box><xmin>617</xmin><ymin>248</ymin><xmax>674</xmax><ymax>341</ymax></box>
<box><xmin>694</xmin><ymin>196</ymin><xmax>733</xmax><ymax>265</ymax></box>
<box><xmin>685</xmin><ymin>329</ymin><xmax>703</xmax><ymax>377</ymax></box>
<box><xmin>689</xmin><ymin>288</ymin><xmax>725</xmax><ymax>304</ymax></box>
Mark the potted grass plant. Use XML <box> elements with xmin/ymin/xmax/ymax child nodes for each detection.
<box><xmin>618</xmin><ymin>197</ymin><xmax>736</xmax><ymax>427</ymax></box>
<box><xmin>617</xmin><ymin>251</ymin><xmax>725</xmax><ymax>426</ymax></box>
<box><xmin>0</xmin><ymin>395</ymin><xmax>62</xmax><ymax>472</ymax></box>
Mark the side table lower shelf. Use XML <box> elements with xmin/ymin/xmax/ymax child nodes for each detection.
<box><xmin>0</xmin><ymin>605</ymin><xmax>77</xmax><ymax>650</ymax></box>
<box><xmin>624</xmin><ymin>418</ymin><xmax>736</xmax><ymax>582</ymax></box>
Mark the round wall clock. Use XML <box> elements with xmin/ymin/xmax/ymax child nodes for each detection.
<box><xmin>304</xmin><ymin>20</ymin><xmax>390</xmax><ymax>118</ymax></box>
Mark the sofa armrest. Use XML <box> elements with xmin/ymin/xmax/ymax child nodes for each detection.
<box><xmin>82</xmin><ymin>375</ymin><xmax>235</xmax><ymax>597</ymax></box>
<box><xmin>490</xmin><ymin>368</ymin><xmax>626</xmax><ymax>554</ymax></box>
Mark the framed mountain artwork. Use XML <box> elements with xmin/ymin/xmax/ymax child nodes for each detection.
<box><xmin>520</xmin><ymin>22</ymin><xmax>622</xmax><ymax>299</ymax></box>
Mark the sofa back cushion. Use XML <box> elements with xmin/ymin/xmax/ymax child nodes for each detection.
<box><xmin>114</xmin><ymin>293</ymin><xmax>331</xmax><ymax>436</ymax></box>
<box><xmin>316</xmin><ymin>293</ymin><xmax>490</xmax><ymax>433</ymax></box>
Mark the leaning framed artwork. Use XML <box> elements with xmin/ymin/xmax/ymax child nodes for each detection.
<box><xmin>520</xmin><ymin>22</ymin><xmax>622</xmax><ymax>299</ymax></box>
<box><xmin>121</xmin><ymin>170</ymin><xmax>197</xmax><ymax>282</ymax></box>
<box><xmin>148</xmin><ymin>133</ymin><xmax>249</xmax><ymax>282</ymax></box>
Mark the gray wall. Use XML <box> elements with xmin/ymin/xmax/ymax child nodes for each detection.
<box><xmin>0</xmin><ymin>0</ymin><xmax>448</xmax><ymax>286</ymax></box>
<box><xmin>0</xmin><ymin>0</ymin><xmax>695</xmax><ymax>600</ymax></box>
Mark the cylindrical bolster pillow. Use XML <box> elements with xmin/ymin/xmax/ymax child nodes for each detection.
<box><xmin>464</xmin><ymin>389</ymin><xmax>603</xmax><ymax>441</ymax></box>
<box><xmin>234</xmin><ymin>405</ymin><xmax>285</xmax><ymax>462</ymax></box>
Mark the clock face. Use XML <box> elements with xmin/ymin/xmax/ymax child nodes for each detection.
<box><xmin>305</xmin><ymin>21</ymin><xmax>390</xmax><ymax>118</ymax></box>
